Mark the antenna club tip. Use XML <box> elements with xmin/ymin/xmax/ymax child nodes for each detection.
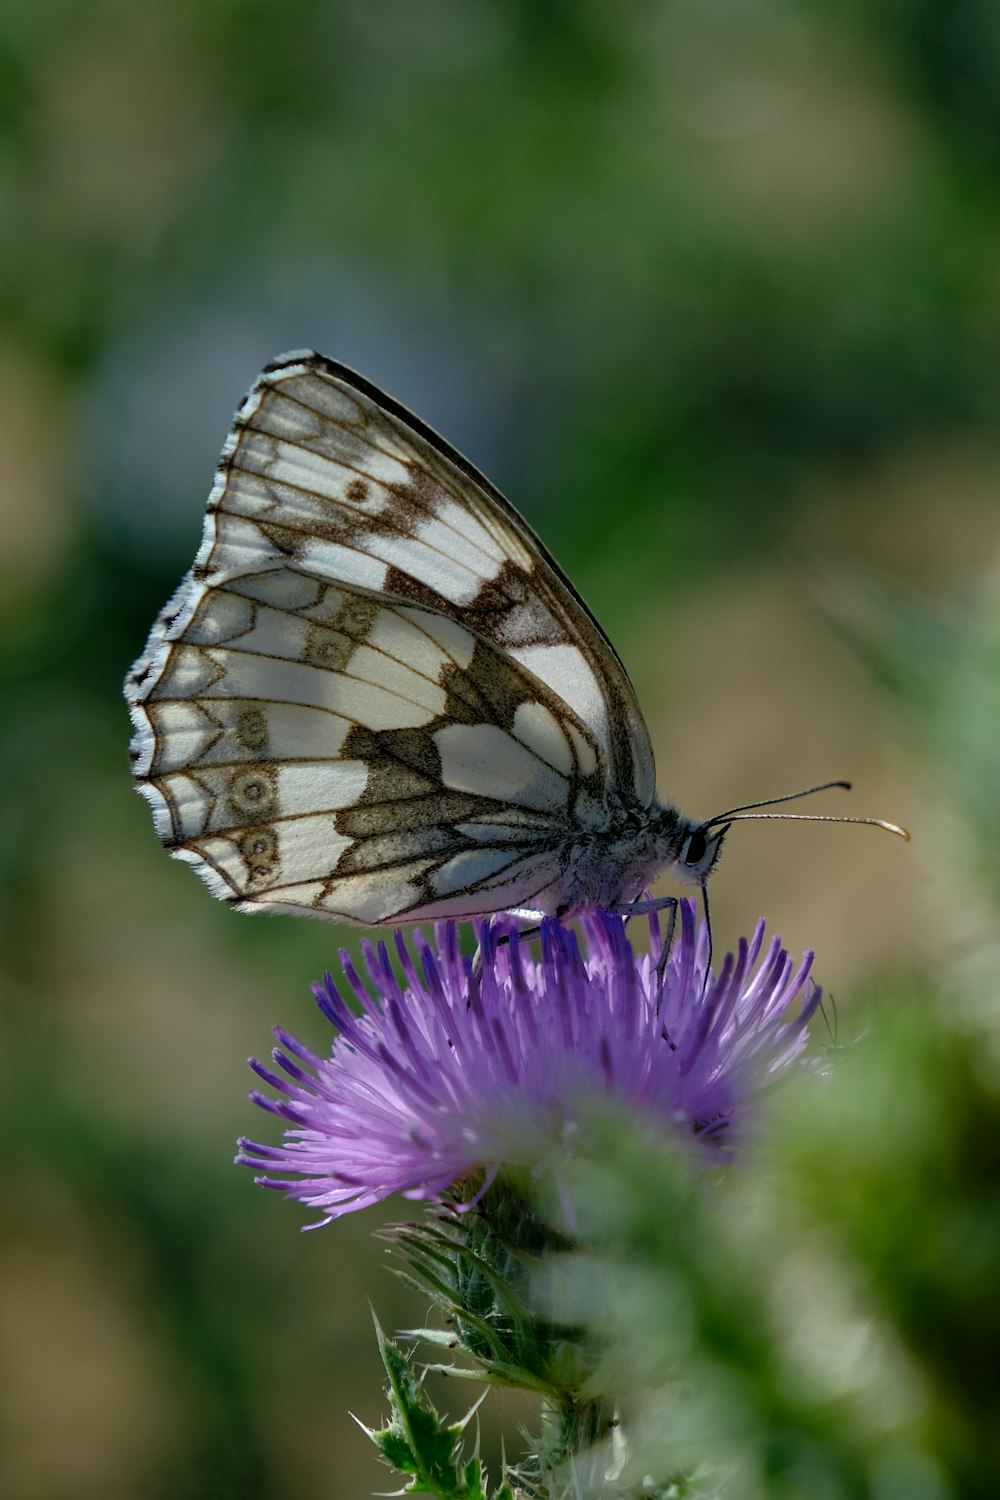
<box><xmin>874</xmin><ymin>818</ymin><xmax>911</xmax><ymax>841</ymax></box>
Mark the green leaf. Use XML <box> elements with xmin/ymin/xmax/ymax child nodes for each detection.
<box><xmin>373</xmin><ymin>1318</ymin><xmax>462</xmax><ymax>1490</ymax></box>
<box><xmin>367</xmin><ymin>1316</ymin><xmax>517</xmax><ymax>1498</ymax></box>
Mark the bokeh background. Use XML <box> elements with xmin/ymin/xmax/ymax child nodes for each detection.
<box><xmin>2</xmin><ymin>2</ymin><xmax>999</xmax><ymax>1496</ymax></box>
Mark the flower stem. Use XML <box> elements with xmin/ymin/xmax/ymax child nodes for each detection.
<box><xmin>539</xmin><ymin>1390</ymin><xmax>617</xmax><ymax>1465</ymax></box>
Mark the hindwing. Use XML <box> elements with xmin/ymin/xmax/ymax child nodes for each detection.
<box><xmin>130</xmin><ymin>567</ymin><xmax>610</xmax><ymax>922</ymax></box>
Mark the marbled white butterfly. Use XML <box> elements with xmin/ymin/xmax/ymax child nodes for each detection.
<box><xmin>125</xmin><ymin>351</ymin><xmax>905</xmax><ymax>927</ymax></box>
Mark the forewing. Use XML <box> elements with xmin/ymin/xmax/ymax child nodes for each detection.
<box><xmin>127</xmin><ymin>568</ymin><xmax>607</xmax><ymax>923</ymax></box>
<box><xmin>178</xmin><ymin>351</ymin><xmax>656</xmax><ymax>805</ymax></box>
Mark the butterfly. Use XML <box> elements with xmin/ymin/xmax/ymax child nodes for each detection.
<box><xmin>125</xmin><ymin>351</ymin><xmax>903</xmax><ymax>928</ymax></box>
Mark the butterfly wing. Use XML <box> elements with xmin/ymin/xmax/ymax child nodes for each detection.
<box><xmin>126</xmin><ymin>351</ymin><xmax>657</xmax><ymax>922</ymax></box>
<box><xmin>129</xmin><ymin>567</ymin><xmax>616</xmax><ymax>922</ymax></box>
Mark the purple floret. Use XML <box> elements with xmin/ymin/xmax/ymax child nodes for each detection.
<box><xmin>237</xmin><ymin>901</ymin><xmax>822</xmax><ymax>1225</ymax></box>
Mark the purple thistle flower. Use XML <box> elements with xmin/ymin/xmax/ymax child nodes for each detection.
<box><xmin>237</xmin><ymin>901</ymin><xmax>822</xmax><ymax>1226</ymax></box>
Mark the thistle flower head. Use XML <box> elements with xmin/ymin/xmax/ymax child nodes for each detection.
<box><xmin>238</xmin><ymin>901</ymin><xmax>822</xmax><ymax>1225</ymax></box>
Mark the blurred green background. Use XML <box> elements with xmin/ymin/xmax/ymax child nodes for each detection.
<box><xmin>2</xmin><ymin>1</ymin><xmax>999</xmax><ymax>1495</ymax></box>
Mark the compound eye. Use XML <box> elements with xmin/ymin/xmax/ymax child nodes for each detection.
<box><xmin>682</xmin><ymin>829</ymin><xmax>709</xmax><ymax>868</ymax></box>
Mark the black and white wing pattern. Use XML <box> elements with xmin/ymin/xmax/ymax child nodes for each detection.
<box><xmin>125</xmin><ymin>351</ymin><xmax>667</xmax><ymax>925</ymax></box>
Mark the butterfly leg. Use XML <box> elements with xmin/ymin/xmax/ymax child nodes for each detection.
<box><xmin>471</xmin><ymin>909</ymin><xmax>547</xmax><ymax>980</ymax></box>
<box><xmin>819</xmin><ymin>991</ymin><xmax>840</xmax><ymax>1048</ymax></box>
<box><xmin>654</xmin><ymin>899</ymin><xmax>679</xmax><ymax>997</ymax></box>
<box><xmin>504</xmin><ymin>907</ymin><xmax>550</xmax><ymax>925</ymax></box>
<box><xmin>613</xmin><ymin>893</ymin><xmax>679</xmax><ymax>999</ymax></box>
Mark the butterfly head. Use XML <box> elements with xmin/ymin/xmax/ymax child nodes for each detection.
<box><xmin>675</xmin><ymin>823</ymin><xmax>728</xmax><ymax>886</ymax></box>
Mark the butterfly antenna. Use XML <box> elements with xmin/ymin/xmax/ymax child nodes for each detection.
<box><xmin>703</xmin><ymin>780</ymin><xmax>910</xmax><ymax>841</ymax></box>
